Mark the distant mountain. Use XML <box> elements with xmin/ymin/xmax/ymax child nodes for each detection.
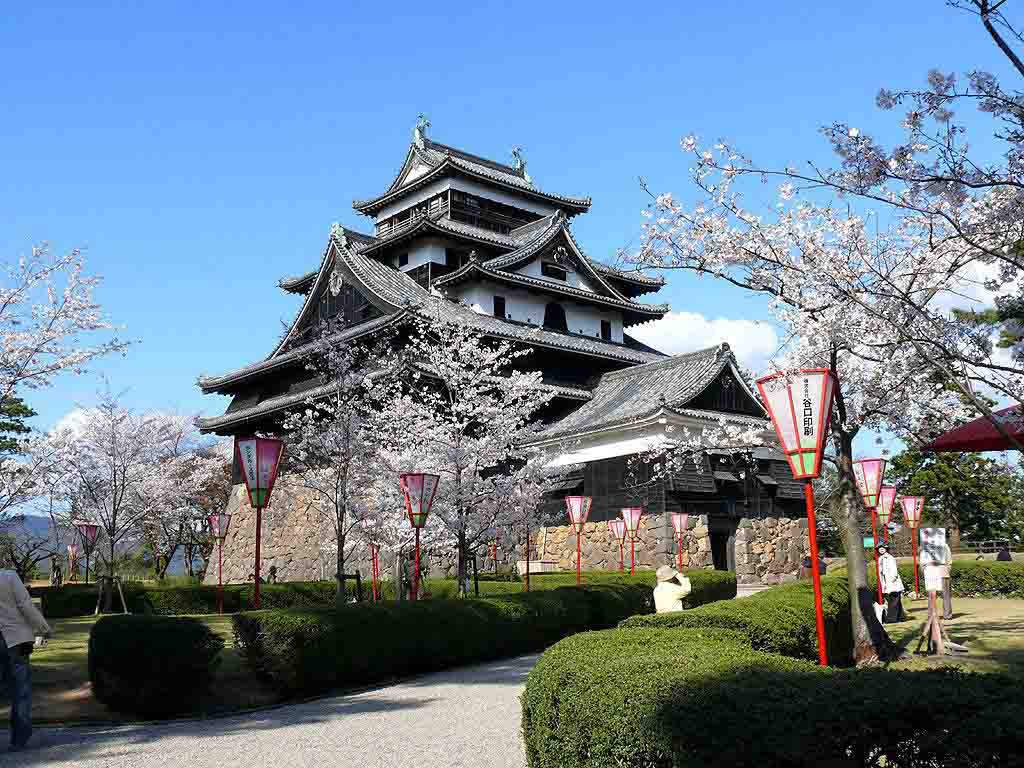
<box><xmin>2</xmin><ymin>515</ymin><xmax>189</xmax><ymax>576</ymax></box>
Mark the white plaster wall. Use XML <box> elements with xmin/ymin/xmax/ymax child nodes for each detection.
<box><xmin>397</xmin><ymin>237</ymin><xmax>450</xmax><ymax>272</ymax></box>
<box><xmin>446</xmin><ymin>279</ymin><xmax>623</xmax><ymax>341</ymax></box>
<box><xmin>515</xmin><ymin>260</ymin><xmax>593</xmax><ymax>292</ymax></box>
<box><xmin>376</xmin><ymin>177</ymin><xmax>559</xmax><ymax>221</ymax></box>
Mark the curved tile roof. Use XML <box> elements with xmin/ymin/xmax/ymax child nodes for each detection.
<box><xmin>533</xmin><ymin>344</ymin><xmax>766</xmax><ymax>441</ymax></box>
<box><xmin>353</xmin><ymin>140</ymin><xmax>591</xmax><ymax>214</ymax></box>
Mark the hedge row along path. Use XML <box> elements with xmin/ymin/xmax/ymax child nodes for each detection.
<box><xmin>2</xmin><ymin>653</ymin><xmax>537</xmax><ymax>766</ymax></box>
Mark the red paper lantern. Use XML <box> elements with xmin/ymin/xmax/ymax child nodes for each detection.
<box><xmin>852</xmin><ymin>458</ymin><xmax>886</xmax><ymax>509</ymax></box>
<box><xmin>622</xmin><ymin>507</ymin><xmax>644</xmax><ymax>539</ymax></box>
<box><xmin>607</xmin><ymin>518</ymin><xmax>627</xmax><ymax>573</ymax></box>
<box><xmin>565</xmin><ymin>496</ymin><xmax>593</xmax><ymax>584</ymax></box>
<box><xmin>670</xmin><ymin>512</ymin><xmax>689</xmax><ymax>537</ymax></box>
<box><xmin>400</xmin><ymin>472</ymin><xmax>440</xmax><ymax>601</ymax></box>
<box><xmin>75</xmin><ymin>522</ymin><xmax>100</xmax><ymax>546</ymax></box>
<box><xmin>207</xmin><ymin>513</ymin><xmax>232</xmax><ymax>540</ymax></box>
<box><xmin>400</xmin><ymin>472</ymin><xmax>440</xmax><ymax>528</ymax></box>
<box><xmin>901</xmin><ymin>496</ymin><xmax>924</xmax><ymax>528</ymax></box>
<box><xmin>235</xmin><ymin>436</ymin><xmax>286</xmax><ymax>610</ymax></box>
<box><xmin>877</xmin><ymin>487</ymin><xmax>897</xmax><ymax>525</ymax></box>
<box><xmin>621</xmin><ymin>507</ymin><xmax>644</xmax><ymax>575</ymax></box>
<box><xmin>565</xmin><ymin>496</ymin><xmax>592</xmax><ymax>532</ymax></box>
<box><xmin>755</xmin><ymin>369</ymin><xmax>836</xmax><ymax>480</ymax></box>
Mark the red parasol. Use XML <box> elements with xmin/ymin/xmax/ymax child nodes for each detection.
<box><xmin>924</xmin><ymin>405</ymin><xmax>1024</xmax><ymax>453</ymax></box>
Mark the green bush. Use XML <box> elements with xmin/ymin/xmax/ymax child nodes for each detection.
<box><xmin>88</xmin><ymin>615</ymin><xmax>224</xmax><ymax>716</ymax></box>
<box><xmin>521</xmin><ymin>627</ymin><xmax>1024</xmax><ymax>768</ymax></box>
<box><xmin>863</xmin><ymin>558</ymin><xmax>1024</xmax><ymax>599</ymax></box>
<box><xmin>234</xmin><ymin>584</ymin><xmax>657</xmax><ymax>694</ymax></box>
<box><xmin>620</xmin><ymin>575</ymin><xmax>852</xmax><ymax>664</ymax></box>
<box><xmin>36</xmin><ymin>569</ymin><xmax>737</xmax><ymax>617</ymax></box>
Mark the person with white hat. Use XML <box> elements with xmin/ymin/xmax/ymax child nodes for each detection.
<box><xmin>653</xmin><ymin>564</ymin><xmax>692</xmax><ymax>613</ymax></box>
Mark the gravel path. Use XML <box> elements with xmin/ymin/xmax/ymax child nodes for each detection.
<box><xmin>3</xmin><ymin>654</ymin><xmax>538</xmax><ymax>768</ymax></box>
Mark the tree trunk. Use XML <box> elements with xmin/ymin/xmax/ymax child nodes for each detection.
<box><xmin>835</xmin><ymin>438</ymin><xmax>898</xmax><ymax>665</ymax></box>
<box><xmin>456</xmin><ymin>529</ymin><xmax>468</xmax><ymax>598</ymax></box>
<box><xmin>103</xmin><ymin>537</ymin><xmax>115</xmax><ymax>613</ymax></box>
<box><xmin>335</xmin><ymin>530</ymin><xmax>347</xmax><ymax>609</ymax></box>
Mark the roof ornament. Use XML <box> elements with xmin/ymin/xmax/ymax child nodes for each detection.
<box><xmin>718</xmin><ymin>342</ymin><xmax>732</xmax><ymax>357</ymax></box>
<box><xmin>414</xmin><ymin>113</ymin><xmax>431</xmax><ymax>149</ymax></box>
<box><xmin>511</xmin><ymin>146</ymin><xmax>532</xmax><ymax>183</ymax></box>
<box><xmin>469</xmin><ymin>249</ymin><xmax>479</xmax><ymax>262</ymax></box>
<box><xmin>329</xmin><ymin>222</ymin><xmax>349</xmax><ymax>249</ymax></box>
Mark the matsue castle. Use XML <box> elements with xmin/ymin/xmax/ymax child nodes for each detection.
<box><xmin>198</xmin><ymin>119</ymin><xmax>810</xmax><ymax>584</ymax></box>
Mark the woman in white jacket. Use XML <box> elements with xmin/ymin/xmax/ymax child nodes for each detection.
<box><xmin>877</xmin><ymin>544</ymin><xmax>906</xmax><ymax>623</ymax></box>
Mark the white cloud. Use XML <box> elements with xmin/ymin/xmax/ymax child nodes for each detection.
<box><xmin>629</xmin><ymin>311</ymin><xmax>779</xmax><ymax>373</ymax></box>
<box><xmin>52</xmin><ymin>408</ymin><xmax>90</xmax><ymax>437</ymax></box>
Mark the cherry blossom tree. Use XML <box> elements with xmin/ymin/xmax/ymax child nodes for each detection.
<box><xmin>634</xmin><ymin>136</ymin><xmax>989</xmax><ymax>661</ymax></box>
<box><xmin>47</xmin><ymin>395</ymin><xmax>220</xmax><ymax>604</ymax></box>
<box><xmin>0</xmin><ymin>244</ymin><xmax>128</xmax><ymax>404</ymax></box>
<box><xmin>284</xmin><ymin>335</ymin><xmax>401</xmax><ymax>606</ymax></box>
<box><xmin>374</xmin><ymin>316</ymin><xmax>556</xmax><ymax>597</ymax></box>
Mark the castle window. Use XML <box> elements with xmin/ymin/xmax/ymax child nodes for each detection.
<box><xmin>601</xmin><ymin>320</ymin><xmax>612</xmax><ymax>341</ymax></box>
<box><xmin>541</xmin><ymin>263</ymin><xmax>567</xmax><ymax>281</ymax></box>
<box><xmin>398</xmin><ymin>253</ymin><xmax>409</xmax><ymax>268</ymax></box>
<box><xmin>493</xmin><ymin>296</ymin><xmax>506</xmax><ymax>319</ymax></box>
<box><xmin>543</xmin><ymin>303</ymin><xmax>568</xmax><ymax>332</ymax></box>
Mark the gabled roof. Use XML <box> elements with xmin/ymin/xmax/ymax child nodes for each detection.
<box><xmin>532</xmin><ymin>344</ymin><xmax>767</xmax><ymax>442</ymax></box>
<box><xmin>353</xmin><ymin>139</ymin><xmax>591</xmax><ymax>215</ymax></box>
<box><xmin>431</xmin><ymin>258</ymin><xmax>669</xmax><ymax>326</ymax></box>
<box><xmin>200</xmin><ymin>233</ymin><xmax>667</xmax><ymax>395</ymax></box>
<box><xmin>278</xmin><ymin>227</ymin><xmax>375</xmax><ymax>294</ymax></box>
<box><xmin>197</xmin><ymin>362</ymin><xmax>592</xmax><ymax>434</ymax></box>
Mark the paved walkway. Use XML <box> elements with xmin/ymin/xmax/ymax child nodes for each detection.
<box><xmin>4</xmin><ymin>654</ymin><xmax>538</xmax><ymax>768</ymax></box>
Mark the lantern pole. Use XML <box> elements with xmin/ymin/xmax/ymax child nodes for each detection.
<box><xmin>756</xmin><ymin>368</ymin><xmax>836</xmax><ymax>668</ymax></box>
<box><xmin>870</xmin><ymin>508</ymin><xmax>883</xmax><ymax>604</ymax></box>
<box><xmin>414</xmin><ymin>528</ymin><xmax>421</xmax><ymax>601</ymax></box>
<box><xmin>803</xmin><ymin>480</ymin><xmax>828</xmax><ymax>666</ymax></box>
<box><xmin>218</xmin><ymin>537</ymin><xmax>225</xmax><ymax>614</ymax></box>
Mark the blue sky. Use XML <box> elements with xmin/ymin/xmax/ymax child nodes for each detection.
<box><xmin>1</xmin><ymin>0</ymin><xmax>1013</xmax><ymax>431</ymax></box>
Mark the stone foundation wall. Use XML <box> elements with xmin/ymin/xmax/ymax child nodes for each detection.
<box><xmin>734</xmin><ymin>517</ymin><xmax>810</xmax><ymax>586</ymax></box>
<box><xmin>534</xmin><ymin>514</ymin><xmax>808</xmax><ymax>586</ymax></box>
<box><xmin>206</xmin><ymin>479</ymin><xmax>810</xmax><ymax>588</ymax></box>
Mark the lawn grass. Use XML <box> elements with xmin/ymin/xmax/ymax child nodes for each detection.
<box><xmin>887</xmin><ymin>597</ymin><xmax>1024</xmax><ymax>677</ymax></box>
<box><xmin>0</xmin><ymin>613</ymin><xmax>280</xmax><ymax>724</ymax></box>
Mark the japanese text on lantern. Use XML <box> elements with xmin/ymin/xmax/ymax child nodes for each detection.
<box><xmin>803</xmin><ymin>379</ymin><xmax>813</xmax><ymax>437</ymax></box>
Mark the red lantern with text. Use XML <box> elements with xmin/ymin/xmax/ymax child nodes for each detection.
<box><xmin>854</xmin><ymin>458</ymin><xmax>887</xmax><ymax>604</ymax></box>
<box><xmin>565</xmin><ymin>496</ymin><xmax>592</xmax><ymax>585</ymax></box>
<box><xmin>236</xmin><ymin>437</ymin><xmax>285</xmax><ymax>609</ymax></box>
<box><xmin>607</xmin><ymin>518</ymin><xmax>627</xmax><ymax>573</ymax></box>
<box><xmin>622</xmin><ymin>507</ymin><xmax>644</xmax><ymax>575</ymax></box>
<box><xmin>877</xmin><ymin>486</ymin><xmax>897</xmax><ymax>543</ymax></box>
<box><xmin>756</xmin><ymin>368</ymin><xmax>836</xmax><ymax>667</ymax></box>
<box><xmin>671</xmin><ymin>512</ymin><xmax>689</xmax><ymax>572</ymax></box>
<box><xmin>74</xmin><ymin>522</ymin><xmax>101</xmax><ymax>585</ymax></box>
<box><xmin>400</xmin><ymin>472</ymin><xmax>439</xmax><ymax>601</ymax></box>
<box><xmin>208</xmin><ymin>512</ymin><xmax>232</xmax><ymax>614</ymax></box>
<box><xmin>902</xmin><ymin>496</ymin><xmax>925</xmax><ymax>595</ymax></box>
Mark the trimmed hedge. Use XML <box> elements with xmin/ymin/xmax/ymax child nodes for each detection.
<box><xmin>620</xmin><ymin>576</ymin><xmax>853</xmax><ymax>664</ymax></box>
<box><xmin>521</xmin><ymin>627</ymin><xmax>1024</xmax><ymax>768</ymax></box>
<box><xmin>36</xmin><ymin>570</ymin><xmax>736</xmax><ymax>617</ymax></box>
<box><xmin>869</xmin><ymin>559</ymin><xmax>1024</xmax><ymax>599</ymax></box>
<box><xmin>233</xmin><ymin>582</ymin><xmax>685</xmax><ymax>695</ymax></box>
<box><xmin>88</xmin><ymin>615</ymin><xmax>224</xmax><ymax>716</ymax></box>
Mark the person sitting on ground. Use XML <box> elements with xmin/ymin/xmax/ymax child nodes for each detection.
<box><xmin>653</xmin><ymin>565</ymin><xmax>692</xmax><ymax>614</ymax></box>
<box><xmin>997</xmin><ymin>544</ymin><xmax>1013</xmax><ymax>562</ymax></box>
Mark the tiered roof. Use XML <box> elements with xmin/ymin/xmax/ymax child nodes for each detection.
<box><xmin>198</xmin><ymin>130</ymin><xmax>672</xmax><ymax>435</ymax></box>
<box><xmin>352</xmin><ymin>138</ymin><xmax>591</xmax><ymax>216</ymax></box>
